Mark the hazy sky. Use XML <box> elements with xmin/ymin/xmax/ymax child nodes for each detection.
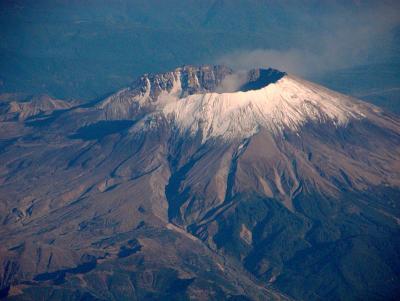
<box><xmin>0</xmin><ymin>0</ymin><xmax>399</xmax><ymax>99</ymax></box>
<box><xmin>217</xmin><ymin>0</ymin><xmax>400</xmax><ymax>76</ymax></box>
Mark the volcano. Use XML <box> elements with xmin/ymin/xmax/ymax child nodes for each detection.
<box><xmin>1</xmin><ymin>65</ymin><xmax>399</xmax><ymax>300</ymax></box>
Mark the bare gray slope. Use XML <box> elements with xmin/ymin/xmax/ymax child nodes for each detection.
<box><xmin>0</xmin><ymin>114</ymin><xmax>287</xmax><ymax>300</ymax></box>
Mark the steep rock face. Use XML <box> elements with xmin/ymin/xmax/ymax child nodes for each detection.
<box><xmin>98</xmin><ymin>65</ymin><xmax>234</xmax><ymax>120</ymax></box>
<box><xmin>0</xmin><ymin>65</ymin><xmax>400</xmax><ymax>300</ymax></box>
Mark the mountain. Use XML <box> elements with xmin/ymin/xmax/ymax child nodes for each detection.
<box><xmin>0</xmin><ymin>94</ymin><xmax>72</xmax><ymax>122</ymax></box>
<box><xmin>0</xmin><ymin>65</ymin><xmax>399</xmax><ymax>300</ymax></box>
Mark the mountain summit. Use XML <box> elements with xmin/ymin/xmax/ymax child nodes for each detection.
<box><xmin>100</xmin><ymin>66</ymin><xmax>372</xmax><ymax>140</ymax></box>
<box><xmin>1</xmin><ymin>65</ymin><xmax>400</xmax><ymax>300</ymax></box>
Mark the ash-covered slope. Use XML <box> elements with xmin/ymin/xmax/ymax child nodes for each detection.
<box><xmin>0</xmin><ymin>65</ymin><xmax>400</xmax><ymax>300</ymax></box>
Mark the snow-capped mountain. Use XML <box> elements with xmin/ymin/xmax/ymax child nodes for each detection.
<box><xmin>1</xmin><ymin>65</ymin><xmax>399</xmax><ymax>300</ymax></box>
<box><xmin>99</xmin><ymin>66</ymin><xmax>379</xmax><ymax>141</ymax></box>
<box><xmin>162</xmin><ymin>75</ymin><xmax>369</xmax><ymax>140</ymax></box>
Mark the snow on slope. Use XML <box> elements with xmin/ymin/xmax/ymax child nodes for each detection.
<box><xmin>99</xmin><ymin>68</ymin><xmax>371</xmax><ymax>141</ymax></box>
<box><xmin>161</xmin><ymin>75</ymin><xmax>367</xmax><ymax>141</ymax></box>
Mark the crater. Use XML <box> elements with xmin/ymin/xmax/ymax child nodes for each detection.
<box><xmin>132</xmin><ymin>65</ymin><xmax>286</xmax><ymax>98</ymax></box>
<box><xmin>215</xmin><ymin>68</ymin><xmax>286</xmax><ymax>93</ymax></box>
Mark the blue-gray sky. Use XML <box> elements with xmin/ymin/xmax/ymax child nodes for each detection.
<box><xmin>0</xmin><ymin>0</ymin><xmax>399</xmax><ymax>100</ymax></box>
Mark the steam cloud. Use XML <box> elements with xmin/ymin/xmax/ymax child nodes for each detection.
<box><xmin>216</xmin><ymin>1</ymin><xmax>400</xmax><ymax>76</ymax></box>
<box><xmin>216</xmin><ymin>71</ymin><xmax>248</xmax><ymax>93</ymax></box>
